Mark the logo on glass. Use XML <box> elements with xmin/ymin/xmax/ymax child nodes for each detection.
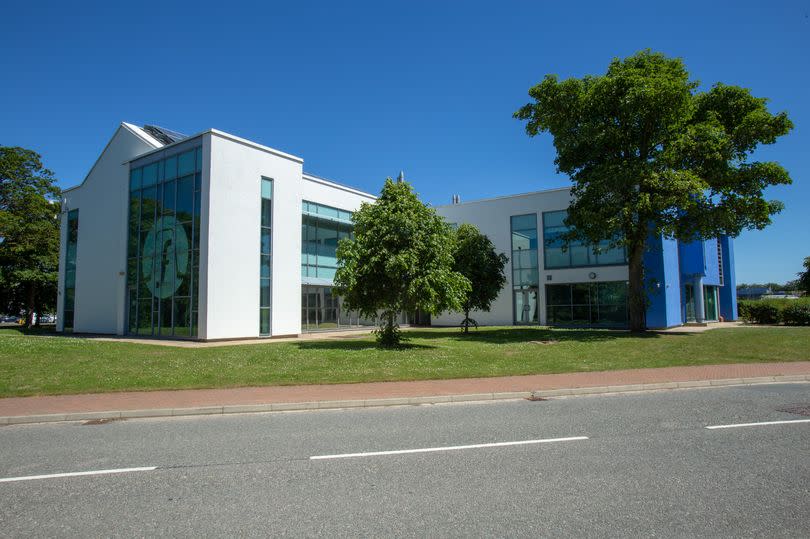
<box><xmin>142</xmin><ymin>216</ymin><xmax>190</xmax><ymax>299</ymax></box>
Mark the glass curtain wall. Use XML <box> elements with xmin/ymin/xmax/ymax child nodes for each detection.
<box><xmin>546</xmin><ymin>282</ymin><xmax>628</xmax><ymax>326</ymax></box>
<box><xmin>543</xmin><ymin>210</ymin><xmax>626</xmax><ymax>269</ymax></box>
<box><xmin>260</xmin><ymin>178</ymin><xmax>272</xmax><ymax>336</ymax></box>
<box><xmin>301</xmin><ymin>285</ymin><xmax>375</xmax><ymax>331</ymax></box>
<box><xmin>511</xmin><ymin>214</ymin><xmax>539</xmax><ymax>324</ymax></box>
<box><xmin>127</xmin><ymin>146</ymin><xmax>201</xmax><ymax>337</ymax></box>
<box><xmin>62</xmin><ymin>209</ymin><xmax>79</xmax><ymax>331</ymax></box>
<box><xmin>301</xmin><ymin>201</ymin><xmax>353</xmax><ymax>280</ymax></box>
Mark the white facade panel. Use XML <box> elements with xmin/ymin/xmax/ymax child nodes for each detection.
<box><xmin>434</xmin><ymin>189</ymin><xmax>629</xmax><ymax>327</ymax></box>
<box><xmin>57</xmin><ymin>125</ymin><xmax>159</xmax><ymax>334</ymax></box>
<box><xmin>204</xmin><ymin>133</ymin><xmax>304</xmax><ymax>339</ymax></box>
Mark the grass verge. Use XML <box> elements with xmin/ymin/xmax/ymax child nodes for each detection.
<box><xmin>1</xmin><ymin>326</ymin><xmax>808</xmax><ymax>398</ymax></box>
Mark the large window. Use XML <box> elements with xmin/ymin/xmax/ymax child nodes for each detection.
<box><xmin>260</xmin><ymin>178</ymin><xmax>273</xmax><ymax>336</ymax></box>
<box><xmin>546</xmin><ymin>282</ymin><xmax>628</xmax><ymax>326</ymax></box>
<box><xmin>511</xmin><ymin>214</ymin><xmax>539</xmax><ymax>324</ymax></box>
<box><xmin>301</xmin><ymin>285</ymin><xmax>375</xmax><ymax>332</ymax></box>
<box><xmin>301</xmin><ymin>201</ymin><xmax>353</xmax><ymax>281</ymax></box>
<box><xmin>543</xmin><ymin>210</ymin><xmax>626</xmax><ymax>269</ymax></box>
<box><xmin>127</xmin><ymin>146</ymin><xmax>201</xmax><ymax>338</ymax></box>
<box><xmin>62</xmin><ymin>209</ymin><xmax>79</xmax><ymax>332</ymax></box>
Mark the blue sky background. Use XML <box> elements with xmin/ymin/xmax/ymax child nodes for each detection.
<box><xmin>1</xmin><ymin>0</ymin><xmax>807</xmax><ymax>284</ymax></box>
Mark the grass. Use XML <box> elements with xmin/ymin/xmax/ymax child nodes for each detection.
<box><xmin>0</xmin><ymin>325</ymin><xmax>808</xmax><ymax>398</ymax></box>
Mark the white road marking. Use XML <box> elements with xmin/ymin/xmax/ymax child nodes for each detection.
<box><xmin>310</xmin><ymin>436</ymin><xmax>589</xmax><ymax>460</ymax></box>
<box><xmin>705</xmin><ymin>419</ymin><xmax>810</xmax><ymax>430</ymax></box>
<box><xmin>0</xmin><ymin>466</ymin><xmax>157</xmax><ymax>483</ymax></box>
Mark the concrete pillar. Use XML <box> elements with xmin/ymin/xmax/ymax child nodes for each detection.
<box><xmin>693</xmin><ymin>276</ymin><xmax>705</xmax><ymax>323</ymax></box>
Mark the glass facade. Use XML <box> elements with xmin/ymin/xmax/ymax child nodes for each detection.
<box><xmin>543</xmin><ymin>210</ymin><xmax>626</xmax><ymax>269</ymax></box>
<box><xmin>301</xmin><ymin>285</ymin><xmax>375</xmax><ymax>331</ymax></box>
<box><xmin>546</xmin><ymin>282</ymin><xmax>628</xmax><ymax>326</ymax></box>
<box><xmin>511</xmin><ymin>214</ymin><xmax>539</xmax><ymax>324</ymax></box>
<box><xmin>301</xmin><ymin>201</ymin><xmax>353</xmax><ymax>281</ymax></box>
<box><xmin>127</xmin><ymin>146</ymin><xmax>201</xmax><ymax>337</ymax></box>
<box><xmin>260</xmin><ymin>178</ymin><xmax>273</xmax><ymax>336</ymax></box>
<box><xmin>62</xmin><ymin>209</ymin><xmax>79</xmax><ymax>332</ymax></box>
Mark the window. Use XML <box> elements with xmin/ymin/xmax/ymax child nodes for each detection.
<box><xmin>542</xmin><ymin>210</ymin><xmax>626</xmax><ymax>269</ymax></box>
<box><xmin>301</xmin><ymin>201</ymin><xmax>353</xmax><ymax>280</ymax></box>
<box><xmin>511</xmin><ymin>214</ymin><xmax>539</xmax><ymax>324</ymax></box>
<box><xmin>301</xmin><ymin>285</ymin><xmax>376</xmax><ymax>332</ymax></box>
<box><xmin>62</xmin><ymin>209</ymin><xmax>79</xmax><ymax>332</ymax></box>
<box><xmin>127</xmin><ymin>145</ymin><xmax>201</xmax><ymax>337</ymax></box>
<box><xmin>260</xmin><ymin>178</ymin><xmax>273</xmax><ymax>336</ymax></box>
<box><xmin>546</xmin><ymin>282</ymin><xmax>628</xmax><ymax>327</ymax></box>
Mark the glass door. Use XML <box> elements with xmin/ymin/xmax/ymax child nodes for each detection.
<box><xmin>703</xmin><ymin>286</ymin><xmax>719</xmax><ymax>321</ymax></box>
<box><xmin>684</xmin><ymin>284</ymin><xmax>695</xmax><ymax>322</ymax></box>
<box><xmin>514</xmin><ymin>288</ymin><xmax>538</xmax><ymax>324</ymax></box>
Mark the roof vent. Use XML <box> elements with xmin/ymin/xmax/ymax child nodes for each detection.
<box><xmin>142</xmin><ymin>125</ymin><xmax>188</xmax><ymax>145</ymax></box>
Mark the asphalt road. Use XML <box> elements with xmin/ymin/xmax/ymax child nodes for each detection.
<box><xmin>1</xmin><ymin>383</ymin><xmax>808</xmax><ymax>538</ymax></box>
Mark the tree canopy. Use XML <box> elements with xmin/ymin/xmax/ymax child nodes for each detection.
<box><xmin>0</xmin><ymin>146</ymin><xmax>61</xmax><ymax>325</ymax></box>
<box><xmin>452</xmin><ymin>224</ymin><xmax>508</xmax><ymax>333</ymax></box>
<box><xmin>334</xmin><ymin>178</ymin><xmax>470</xmax><ymax>346</ymax></box>
<box><xmin>797</xmin><ymin>257</ymin><xmax>810</xmax><ymax>296</ymax></box>
<box><xmin>515</xmin><ymin>50</ymin><xmax>793</xmax><ymax>330</ymax></box>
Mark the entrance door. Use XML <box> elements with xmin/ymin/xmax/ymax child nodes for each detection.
<box><xmin>684</xmin><ymin>284</ymin><xmax>696</xmax><ymax>322</ymax></box>
<box><xmin>514</xmin><ymin>288</ymin><xmax>538</xmax><ymax>324</ymax></box>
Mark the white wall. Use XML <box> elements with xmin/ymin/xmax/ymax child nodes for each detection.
<box><xmin>204</xmin><ymin>132</ymin><xmax>304</xmax><ymax>339</ymax></box>
<box><xmin>57</xmin><ymin>124</ymin><xmax>159</xmax><ymax>334</ymax></box>
<box><xmin>433</xmin><ymin>189</ymin><xmax>629</xmax><ymax>327</ymax></box>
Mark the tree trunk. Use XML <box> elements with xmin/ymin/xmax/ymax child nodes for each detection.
<box><xmin>25</xmin><ymin>284</ymin><xmax>36</xmax><ymax>329</ymax></box>
<box><xmin>627</xmin><ymin>237</ymin><xmax>647</xmax><ymax>332</ymax></box>
<box><xmin>463</xmin><ymin>309</ymin><xmax>470</xmax><ymax>334</ymax></box>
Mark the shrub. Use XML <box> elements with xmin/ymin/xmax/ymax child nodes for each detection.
<box><xmin>739</xmin><ymin>302</ymin><xmax>780</xmax><ymax>324</ymax></box>
<box><xmin>781</xmin><ymin>303</ymin><xmax>810</xmax><ymax>326</ymax></box>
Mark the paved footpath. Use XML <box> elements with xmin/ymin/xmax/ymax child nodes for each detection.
<box><xmin>2</xmin><ymin>361</ymin><xmax>809</xmax><ymax>425</ymax></box>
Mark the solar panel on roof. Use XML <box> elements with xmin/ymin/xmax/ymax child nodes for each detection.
<box><xmin>142</xmin><ymin>125</ymin><xmax>188</xmax><ymax>145</ymax></box>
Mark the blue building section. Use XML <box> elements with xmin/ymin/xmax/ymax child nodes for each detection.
<box><xmin>644</xmin><ymin>235</ymin><xmax>737</xmax><ymax>328</ymax></box>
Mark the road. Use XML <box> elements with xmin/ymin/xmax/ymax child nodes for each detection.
<box><xmin>1</xmin><ymin>383</ymin><xmax>808</xmax><ymax>537</ymax></box>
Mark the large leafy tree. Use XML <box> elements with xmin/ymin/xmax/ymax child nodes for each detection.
<box><xmin>0</xmin><ymin>147</ymin><xmax>61</xmax><ymax>326</ymax></box>
<box><xmin>797</xmin><ymin>257</ymin><xmax>810</xmax><ymax>296</ymax></box>
<box><xmin>515</xmin><ymin>50</ymin><xmax>793</xmax><ymax>331</ymax></box>
<box><xmin>452</xmin><ymin>224</ymin><xmax>508</xmax><ymax>333</ymax></box>
<box><xmin>335</xmin><ymin>178</ymin><xmax>470</xmax><ymax>347</ymax></box>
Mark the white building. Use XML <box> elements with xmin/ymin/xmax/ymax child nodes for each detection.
<box><xmin>433</xmin><ymin>190</ymin><xmax>630</xmax><ymax>327</ymax></box>
<box><xmin>58</xmin><ymin>123</ymin><xmax>736</xmax><ymax>339</ymax></box>
<box><xmin>59</xmin><ymin>123</ymin><xmax>374</xmax><ymax>340</ymax></box>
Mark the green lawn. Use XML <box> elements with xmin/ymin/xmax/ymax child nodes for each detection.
<box><xmin>1</xmin><ymin>326</ymin><xmax>808</xmax><ymax>398</ymax></box>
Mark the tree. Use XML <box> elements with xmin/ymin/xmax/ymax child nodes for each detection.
<box><xmin>0</xmin><ymin>147</ymin><xmax>61</xmax><ymax>327</ymax></box>
<box><xmin>334</xmin><ymin>178</ymin><xmax>470</xmax><ymax>347</ymax></box>
<box><xmin>797</xmin><ymin>257</ymin><xmax>810</xmax><ymax>295</ymax></box>
<box><xmin>452</xmin><ymin>224</ymin><xmax>508</xmax><ymax>333</ymax></box>
<box><xmin>515</xmin><ymin>50</ymin><xmax>793</xmax><ymax>331</ymax></box>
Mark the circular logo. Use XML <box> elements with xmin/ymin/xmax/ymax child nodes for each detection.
<box><xmin>142</xmin><ymin>216</ymin><xmax>190</xmax><ymax>299</ymax></box>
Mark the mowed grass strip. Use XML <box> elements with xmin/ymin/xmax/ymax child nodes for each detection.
<box><xmin>0</xmin><ymin>326</ymin><xmax>808</xmax><ymax>398</ymax></box>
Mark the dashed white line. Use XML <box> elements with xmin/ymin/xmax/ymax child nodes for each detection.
<box><xmin>705</xmin><ymin>419</ymin><xmax>810</xmax><ymax>430</ymax></box>
<box><xmin>310</xmin><ymin>436</ymin><xmax>589</xmax><ymax>460</ymax></box>
<box><xmin>0</xmin><ymin>466</ymin><xmax>157</xmax><ymax>483</ymax></box>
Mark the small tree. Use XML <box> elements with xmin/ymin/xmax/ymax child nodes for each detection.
<box><xmin>452</xmin><ymin>224</ymin><xmax>508</xmax><ymax>333</ymax></box>
<box><xmin>515</xmin><ymin>50</ymin><xmax>793</xmax><ymax>331</ymax></box>
<box><xmin>0</xmin><ymin>147</ymin><xmax>61</xmax><ymax>327</ymax></box>
<box><xmin>797</xmin><ymin>257</ymin><xmax>810</xmax><ymax>296</ymax></box>
<box><xmin>334</xmin><ymin>178</ymin><xmax>470</xmax><ymax>347</ymax></box>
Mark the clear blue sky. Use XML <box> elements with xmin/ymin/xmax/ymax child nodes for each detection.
<box><xmin>1</xmin><ymin>0</ymin><xmax>807</xmax><ymax>284</ymax></box>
